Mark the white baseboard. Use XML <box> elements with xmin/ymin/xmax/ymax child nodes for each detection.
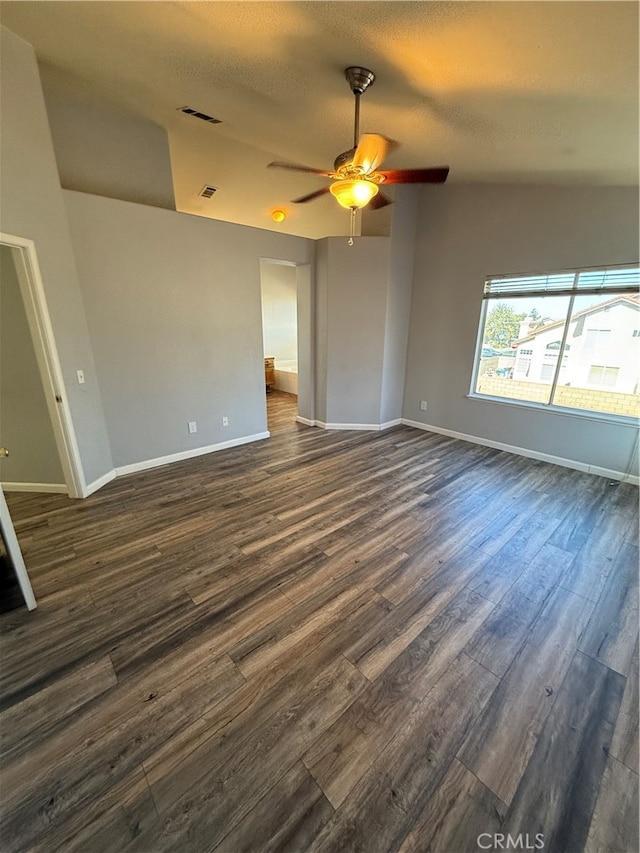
<box><xmin>114</xmin><ymin>432</ymin><xmax>270</xmax><ymax>477</ymax></box>
<box><xmin>401</xmin><ymin>419</ymin><xmax>639</xmax><ymax>485</ymax></box>
<box><xmin>83</xmin><ymin>469</ymin><xmax>117</xmax><ymax>497</ymax></box>
<box><xmin>315</xmin><ymin>421</ymin><xmax>387</xmax><ymax>431</ymax></box>
<box><xmin>299</xmin><ymin>417</ymin><xmax>403</xmax><ymax>431</ymax></box>
<box><xmin>1</xmin><ymin>482</ymin><xmax>68</xmax><ymax>494</ymax></box>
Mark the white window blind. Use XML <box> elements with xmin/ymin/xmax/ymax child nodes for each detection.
<box><xmin>484</xmin><ymin>266</ymin><xmax>639</xmax><ymax>298</ymax></box>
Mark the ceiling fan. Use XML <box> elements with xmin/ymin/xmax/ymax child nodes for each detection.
<box><xmin>268</xmin><ymin>67</ymin><xmax>450</xmax><ymax>242</ymax></box>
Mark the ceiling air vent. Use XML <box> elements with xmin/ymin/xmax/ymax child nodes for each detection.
<box><xmin>199</xmin><ymin>185</ymin><xmax>218</xmax><ymax>199</ymax></box>
<box><xmin>178</xmin><ymin>106</ymin><xmax>222</xmax><ymax>124</ymax></box>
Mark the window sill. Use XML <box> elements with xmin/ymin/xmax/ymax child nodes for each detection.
<box><xmin>466</xmin><ymin>392</ymin><xmax>639</xmax><ymax>427</ymax></box>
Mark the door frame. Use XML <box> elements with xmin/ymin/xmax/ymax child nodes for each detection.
<box><xmin>0</xmin><ymin>488</ymin><xmax>36</xmax><ymax>610</ymax></box>
<box><xmin>259</xmin><ymin>258</ymin><xmax>314</xmax><ymax>425</ymax></box>
<box><xmin>1</xmin><ymin>232</ymin><xmax>85</xmax><ymax>498</ymax></box>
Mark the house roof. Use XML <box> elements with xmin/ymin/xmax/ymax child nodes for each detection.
<box><xmin>0</xmin><ymin>1</ymin><xmax>638</xmax><ymax>238</ymax></box>
<box><xmin>513</xmin><ymin>294</ymin><xmax>640</xmax><ymax>345</ymax></box>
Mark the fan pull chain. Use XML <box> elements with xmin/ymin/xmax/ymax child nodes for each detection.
<box><xmin>348</xmin><ymin>208</ymin><xmax>356</xmax><ymax>245</ymax></box>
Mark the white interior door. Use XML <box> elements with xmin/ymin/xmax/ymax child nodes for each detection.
<box><xmin>0</xmin><ymin>480</ymin><xmax>36</xmax><ymax>611</ymax></box>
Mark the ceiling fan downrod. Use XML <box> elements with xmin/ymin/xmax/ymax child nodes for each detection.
<box><xmin>344</xmin><ymin>68</ymin><xmax>376</xmax><ymax>243</ymax></box>
<box><xmin>345</xmin><ymin>67</ymin><xmax>375</xmax><ymax>147</ymax></box>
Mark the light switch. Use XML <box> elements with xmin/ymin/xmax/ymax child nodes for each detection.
<box><xmin>77</xmin><ymin>370</ymin><xmax>85</xmax><ymax>384</ymax></box>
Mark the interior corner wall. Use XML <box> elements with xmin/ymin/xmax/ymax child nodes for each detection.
<box><xmin>314</xmin><ymin>236</ymin><xmax>390</xmax><ymax>426</ymax></box>
<box><xmin>63</xmin><ymin>190</ymin><xmax>313</xmax><ymax>469</ymax></box>
<box><xmin>314</xmin><ymin>240</ymin><xmax>330</xmax><ymax>424</ymax></box>
<box><xmin>0</xmin><ymin>26</ymin><xmax>113</xmax><ymax>488</ymax></box>
<box><xmin>39</xmin><ymin>62</ymin><xmax>176</xmax><ymax>211</ymax></box>
<box><xmin>379</xmin><ymin>186</ymin><xmax>419</xmax><ymax>425</ymax></box>
<box><xmin>404</xmin><ymin>183</ymin><xmax>640</xmax><ymax>475</ymax></box>
<box><xmin>296</xmin><ymin>263</ymin><xmax>314</xmax><ymax>423</ymax></box>
<box><xmin>0</xmin><ymin>246</ymin><xmax>64</xmax><ymax>485</ymax></box>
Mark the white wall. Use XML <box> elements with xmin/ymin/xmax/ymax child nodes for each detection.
<box><xmin>63</xmin><ymin>191</ymin><xmax>313</xmax><ymax>468</ymax></box>
<box><xmin>0</xmin><ymin>246</ymin><xmax>64</xmax><ymax>485</ymax></box>
<box><xmin>260</xmin><ymin>261</ymin><xmax>297</xmax><ymax>361</ymax></box>
<box><xmin>0</xmin><ymin>26</ymin><xmax>113</xmax><ymax>489</ymax></box>
<box><xmin>404</xmin><ymin>183</ymin><xmax>640</xmax><ymax>476</ymax></box>
<box><xmin>39</xmin><ymin>62</ymin><xmax>176</xmax><ymax>211</ymax></box>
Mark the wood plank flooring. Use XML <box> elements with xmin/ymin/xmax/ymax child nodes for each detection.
<box><xmin>1</xmin><ymin>390</ymin><xmax>638</xmax><ymax>852</ymax></box>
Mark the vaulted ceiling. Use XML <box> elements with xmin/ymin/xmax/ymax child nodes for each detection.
<box><xmin>1</xmin><ymin>1</ymin><xmax>638</xmax><ymax>239</ymax></box>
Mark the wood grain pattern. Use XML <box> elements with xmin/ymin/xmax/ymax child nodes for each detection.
<box><xmin>501</xmin><ymin>651</ymin><xmax>626</xmax><ymax>853</ymax></box>
<box><xmin>213</xmin><ymin>762</ymin><xmax>334</xmax><ymax>853</ymax></box>
<box><xmin>345</xmin><ymin>545</ymin><xmax>491</xmax><ymax>679</ymax></box>
<box><xmin>305</xmin><ymin>653</ymin><xmax>499</xmax><ymax>853</ymax></box>
<box><xmin>458</xmin><ymin>584</ymin><xmax>595</xmax><ymax>804</ymax></box>
<box><xmin>559</xmin><ymin>508</ymin><xmax>629</xmax><ymax>600</ymax></box>
<box><xmin>610</xmin><ymin>637</ymin><xmax>639</xmax><ymax>773</ymax></box>
<box><xmin>303</xmin><ymin>587</ymin><xmax>495</xmax><ymax>808</ymax></box>
<box><xmin>578</xmin><ymin>541</ymin><xmax>639</xmax><ymax>676</ymax></box>
<box><xmin>0</xmin><ymin>391</ymin><xmax>636</xmax><ymax>852</ymax></box>
<box><xmin>397</xmin><ymin>758</ymin><xmax>507</xmax><ymax>853</ymax></box>
<box><xmin>464</xmin><ymin>542</ymin><xmax>574</xmax><ymax>677</ymax></box>
<box><xmin>585</xmin><ymin>754</ymin><xmax>639</xmax><ymax>853</ymax></box>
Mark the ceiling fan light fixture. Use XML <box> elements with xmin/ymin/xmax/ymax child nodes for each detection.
<box><xmin>330</xmin><ymin>179</ymin><xmax>378</xmax><ymax>209</ymax></box>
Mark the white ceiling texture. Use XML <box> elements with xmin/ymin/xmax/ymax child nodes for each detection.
<box><xmin>1</xmin><ymin>1</ymin><xmax>638</xmax><ymax>238</ymax></box>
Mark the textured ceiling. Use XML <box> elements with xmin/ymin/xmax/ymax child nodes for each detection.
<box><xmin>1</xmin><ymin>1</ymin><xmax>638</xmax><ymax>239</ymax></box>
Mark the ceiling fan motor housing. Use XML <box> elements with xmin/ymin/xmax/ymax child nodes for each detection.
<box><xmin>334</xmin><ymin>147</ymin><xmax>357</xmax><ymax>171</ymax></box>
<box><xmin>344</xmin><ymin>67</ymin><xmax>375</xmax><ymax>94</ymax></box>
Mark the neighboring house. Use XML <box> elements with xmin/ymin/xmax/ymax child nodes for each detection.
<box><xmin>512</xmin><ymin>295</ymin><xmax>640</xmax><ymax>395</ymax></box>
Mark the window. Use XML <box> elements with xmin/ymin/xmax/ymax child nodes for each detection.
<box><xmin>588</xmin><ymin>365</ymin><xmax>619</xmax><ymax>388</ymax></box>
<box><xmin>473</xmin><ymin>265</ymin><xmax>640</xmax><ymax>418</ymax></box>
<box><xmin>540</xmin><ymin>364</ymin><xmax>555</xmax><ymax>382</ymax></box>
<box><xmin>584</xmin><ymin>328</ymin><xmax>611</xmax><ymax>348</ymax></box>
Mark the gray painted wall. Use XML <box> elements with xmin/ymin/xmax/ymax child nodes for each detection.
<box><xmin>0</xmin><ymin>246</ymin><xmax>64</xmax><ymax>485</ymax></box>
<box><xmin>63</xmin><ymin>190</ymin><xmax>313</xmax><ymax>468</ymax></box>
<box><xmin>0</xmin><ymin>26</ymin><xmax>113</xmax><ymax>488</ymax></box>
<box><xmin>314</xmin><ymin>241</ymin><xmax>330</xmax><ymax>425</ymax></box>
<box><xmin>404</xmin><ymin>183</ymin><xmax>640</xmax><ymax>475</ymax></box>
<box><xmin>380</xmin><ymin>186</ymin><xmax>419</xmax><ymax>425</ymax></box>
<box><xmin>296</xmin><ymin>264</ymin><xmax>314</xmax><ymax>423</ymax></box>
<box><xmin>315</xmin><ymin>237</ymin><xmax>390</xmax><ymax>426</ymax></box>
<box><xmin>39</xmin><ymin>63</ymin><xmax>176</xmax><ymax>211</ymax></box>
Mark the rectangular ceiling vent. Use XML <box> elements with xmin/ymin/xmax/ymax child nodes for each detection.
<box><xmin>199</xmin><ymin>185</ymin><xmax>218</xmax><ymax>199</ymax></box>
<box><xmin>178</xmin><ymin>106</ymin><xmax>222</xmax><ymax>124</ymax></box>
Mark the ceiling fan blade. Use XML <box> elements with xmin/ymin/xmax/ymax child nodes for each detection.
<box><xmin>268</xmin><ymin>161</ymin><xmax>333</xmax><ymax>176</ymax></box>
<box><xmin>351</xmin><ymin>134</ymin><xmax>398</xmax><ymax>175</ymax></box>
<box><xmin>378</xmin><ymin>167</ymin><xmax>450</xmax><ymax>185</ymax></box>
<box><xmin>368</xmin><ymin>190</ymin><xmax>393</xmax><ymax>210</ymax></box>
<box><xmin>291</xmin><ymin>186</ymin><xmax>331</xmax><ymax>204</ymax></box>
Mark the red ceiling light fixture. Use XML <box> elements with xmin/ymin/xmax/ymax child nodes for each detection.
<box><xmin>269</xmin><ymin>67</ymin><xmax>450</xmax><ymax>244</ymax></box>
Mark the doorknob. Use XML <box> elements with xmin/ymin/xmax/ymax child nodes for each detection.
<box><xmin>0</xmin><ymin>447</ymin><xmax>9</xmax><ymax>457</ymax></box>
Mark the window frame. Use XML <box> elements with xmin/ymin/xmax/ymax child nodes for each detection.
<box><xmin>469</xmin><ymin>263</ymin><xmax>640</xmax><ymax>424</ymax></box>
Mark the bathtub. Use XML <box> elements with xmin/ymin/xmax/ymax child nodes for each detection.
<box><xmin>274</xmin><ymin>359</ymin><xmax>298</xmax><ymax>395</ymax></box>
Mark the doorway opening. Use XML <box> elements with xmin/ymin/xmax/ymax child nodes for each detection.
<box><xmin>259</xmin><ymin>259</ymin><xmax>313</xmax><ymax>434</ymax></box>
<box><xmin>0</xmin><ymin>233</ymin><xmax>85</xmax><ymax>498</ymax></box>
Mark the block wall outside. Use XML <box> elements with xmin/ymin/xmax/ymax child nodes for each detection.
<box><xmin>476</xmin><ymin>376</ymin><xmax>640</xmax><ymax>418</ymax></box>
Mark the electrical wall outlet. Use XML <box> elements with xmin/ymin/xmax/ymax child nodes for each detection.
<box><xmin>420</xmin><ymin>400</ymin><xmax>428</xmax><ymax>411</ymax></box>
<box><xmin>188</xmin><ymin>421</ymin><xmax>197</xmax><ymax>434</ymax></box>
<box><xmin>222</xmin><ymin>416</ymin><xmax>229</xmax><ymax>427</ymax></box>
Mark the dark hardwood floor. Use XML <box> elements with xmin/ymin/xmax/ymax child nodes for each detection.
<box><xmin>1</xmin><ymin>390</ymin><xmax>638</xmax><ymax>852</ymax></box>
